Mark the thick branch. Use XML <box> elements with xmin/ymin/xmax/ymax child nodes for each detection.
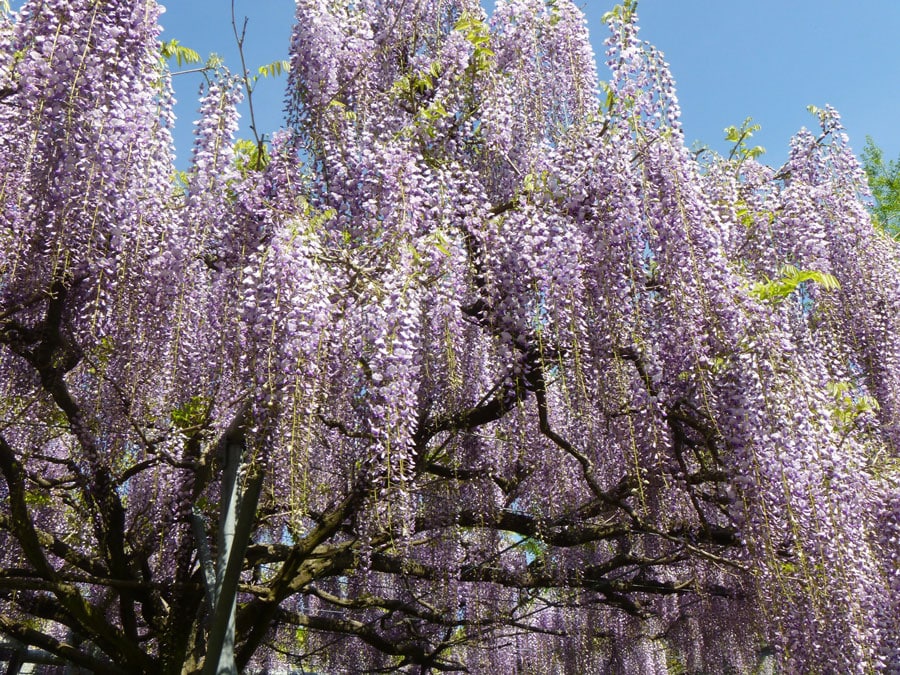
<box><xmin>276</xmin><ymin>608</ymin><xmax>467</xmax><ymax>672</ymax></box>
<box><xmin>235</xmin><ymin>480</ymin><xmax>369</xmax><ymax>669</ymax></box>
<box><xmin>0</xmin><ymin>616</ymin><xmax>127</xmax><ymax>675</ymax></box>
<box><xmin>0</xmin><ymin>513</ymin><xmax>108</xmax><ymax>578</ymax></box>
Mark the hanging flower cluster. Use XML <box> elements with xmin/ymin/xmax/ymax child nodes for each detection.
<box><xmin>0</xmin><ymin>0</ymin><xmax>897</xmax><ymax>673</ymax></box>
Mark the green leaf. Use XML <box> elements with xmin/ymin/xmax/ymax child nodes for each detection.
<box><xmin>861</xmin><ymin>137</ymin><xmax>900</xmax><ymax>239</ymax></box>
<box><xmin>724</xmin><ymin>125</ymin><xmax>740</xmax><ymax>144</ymax></box>
<box><xmin>25</xmin><ymin>490</ymin><xmax>51</xmax><ymax>507</ymax></box>
<box><xmin>429</xmin><ymin>230</ymin><xmax>452</xmax><ymax>256</ymax></box>
<box><xmin>749</xmin><ymin>265</ymin><xmax>840</xmax><ymax>304</ymax></box>
<box><xmin>160</xmin><ymin>39</ymin><xmax>201</xmax><ymax>67</ymax></box>
<box><xmin>233</xmin><ymin>138</ymin><xmax>270</xmax><ymax>173</ymax></box>
<box><xmin>454</xmin><ymin>11</ymin><xmax>494</xmax><ymax>72</ymax></box>
<box><xmin>602</xmin><ymin>0</ymin><xmax>638</xmax><ymax>24</ymax></box>
<box><xmin>257</xmin><ymin>60</ymin><xmax>290</xmax><ymax>78</ymax></box>
<box><xmin>827</xmin><ymin>380</ymin><xmax>880</xmax><ymax>434</ymax></box>
<box><xmin>171</xmin><ymin>395</ymin><xmax>212</xmax><ymax>433</ymax></box>
<box><xmin>724</xmin><ymin>117</ymin><xmax>765</xmax><ymax>162</ymax></box>
<box><xmin>598</xmin><ymin>81</ymin><xmax>615</xmax><ymax>115</ymax></box>
<box><xmin>523</xmin><ymin>173</ymin><xmax>536</xmax><ymax>193</ymax></box>
<box><xmin>520</xmin><ymin>536</ymin><xmax>548</xmax><ymax>559</ymax></box>
<box><xmin>205</xmin><ymin>53</ymin><xmax>224</xmax><ymax>70</ymax></box>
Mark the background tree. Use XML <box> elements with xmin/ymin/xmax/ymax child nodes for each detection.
<box><xmin>861</xmin><ymin>135</ymin><xmax>900</xmax><ymax>238</ymax></box>
<box><xmin>0</xmin><ymin>1</ymin><xmax>897</xmax><ymax>674</ymax></box>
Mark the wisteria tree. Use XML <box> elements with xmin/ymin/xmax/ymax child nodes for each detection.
<box><xmin>0</xmin><ymin>0</ymin><xmax>898</xmax><ymax>673</ymax></box>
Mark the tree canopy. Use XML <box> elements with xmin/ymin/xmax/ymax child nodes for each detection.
<box><xmin>0</xmin><ymin>0</ymin><xmax>898</xmax><ymax>673</ymax></box>
<box><xmin>861</xmin><ymin>136</ymin><xmax>900</xmax><ymax>238</ymax></box>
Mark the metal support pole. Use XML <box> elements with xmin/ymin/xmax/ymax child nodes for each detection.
<box><xmin>201</xmin><ymin>440</ymin><xmax>263</xmax><ymax>675</ymax></box>
<box><xmin>189</xmin><ymin>509</ymin><xmax>218</xmax><ymax>615</ymax></box>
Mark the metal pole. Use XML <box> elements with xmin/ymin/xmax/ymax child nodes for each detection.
<box><xmin>201</xmin><ymin>442</ymin><xmax>263</xmax><ymax>675</ymax></box>
<box><xmin>189</xmin><ymin>508</ymin><xmax>218</xmax><ymax>615</ymax></box>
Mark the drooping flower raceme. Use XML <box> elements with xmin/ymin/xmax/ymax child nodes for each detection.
<box><xmin>0</xmin><ymin>1</ymin><xmax>898</xmax><ymax>673</ymax></box>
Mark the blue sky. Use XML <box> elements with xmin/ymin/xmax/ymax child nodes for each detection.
<box><xmin>159</xmin><ymin>1</ymin><xmax>900</xmax><ymax>170</ymax></box>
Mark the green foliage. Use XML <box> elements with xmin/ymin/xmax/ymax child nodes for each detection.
<box><xmin>171</xmin><ymin>169</ymin><xmax>191</xmax><ymax>198</ymax></box>
<box><xmin>24</xmin><ymin>490</ymin><xmax>50</xmax><ymax>507</ymax></box>
<box><xmin>860</xmin><ymin>136</ymin><xmax>900</xmax><ymax>238</ymax></box>
<box><xmin>204</xmin><ymin>53</ymin><xmax>224</xmax><ymax>70</ymax></box>
<box><xmin>522</xmin><ymin>170</ymin><xmax>548</xmax><ymax>195</ymax></box>
<box><xmin>257</xmin><ymin>60</ymin><xmax>290</xmax><ymax>79</ymax></box>
<box><xmin>806</xmin><ymin>104</ymin><xmax>828</xmax><ymax>124</ymax></box>
<box><xmin>749</xmin><ymin>265</ymin><xmax>840</xmax><ymax>304</ymax></box>
<box><xmin>392</xmin><ymin>64</ymin><xmax>446</xmax><ymax>115</ymax></box>
<box><xmin>294</xmin><ymin>626</ymin><xmax>308</xmax><ymax>650</ymax></box>
<box><xmin>826</xmin><ymin>381</ymin><xmax>880</xmax><ymax>435</ymax></box>
<box><xmin>158</xmin><ymin>40</ymin><xmax>228</xmax><ymax>89</ymax></box>
<box><xmin>454</xmin><ymin>11</ymin><xmax>494</xmax><ymax>73</ymax></box>
<box><xmin>85</xmin><ymin>336</ymin><xmax>116</xmax><ymax>377</ymax></box>
<box><xmin>390</xmin><ymin>61</ymin><xmax>453</xmax><ymax>142</ymax></box>
<box><xmin>233</xmin><ymin>137</ymin><xmax>270</xmax><ymax>173</ymax></box>
<box><xmin>160</xmin><ymin>39</ymin><xmax>201</xmax><ymax>68</ymax></box>
<box><xmin>544</xmin><ymin>0</ymin><xmax>562</xmax><ymax>26</ymax></box>
<box><xmin>734</xmin><ymin>199</ymin><xmax>774</xmax><ymax>230</ymax></box>
<box><xmin>308</xmin><ymin>205</ymin><xmax>336</xmax><ymax>232</ymax></box>
<box><xmin>598</xmin><ymin>80</ymin><xmax>616</xmax><ymax>116</ymax></box>
<box><xmin>171</xmin><ymin>395</ymin><xmax>212</xmax><ymax>434</ymax></box>
<box><xmin>519</xmin><ymin>536</ymin><xmax>548</xmax><ymax>560</ymax></box>
<box><xmin>602</xmin><ymin>0</ymin><xmax>638</xmax><ymax>24</ymax></box>
<box><xmin>392</xmin><ymin>69</ymin><xmax>436</xmax><ymax>104</ymax></box>
<box><xmin>724</xmin><ymin>117</ymin><xmax>765</xmax><ymax>162</ymax></box>
<box><xmin>664</xmin><ymin>648</ymin><xmax>687</xmax><ymax>675</ymax></box>
<box><xmin>426</xmin><ymin>228</ymin><xmax>452</xmax><ymax>257</ymax></box>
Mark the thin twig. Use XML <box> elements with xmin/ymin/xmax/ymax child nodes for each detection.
<box><xmin>231</xmin><ymin>0</ymin><xmax>265</xmax><ymax>168</ymax></box>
